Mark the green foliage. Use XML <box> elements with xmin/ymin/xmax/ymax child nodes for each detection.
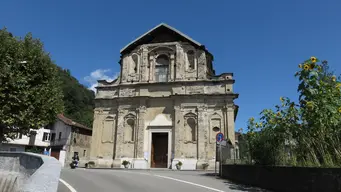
<box><xmin>0</xmin><ymin>28</ymin><xmax>64</xmax><ymax>141</ymax></box>
<box><xmin>245</xmin><ymin>57</ymin><xmax>341</xmax><ymax>167</ymax></box>
<box><xmin>57</xmin><ymin>67</ymin><xmax>95</xmax><ymax>128</ymax></box>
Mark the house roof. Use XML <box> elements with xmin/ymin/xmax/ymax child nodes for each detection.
<box><xmin>120</xmin><ymin>23</ymin><xmax>205</xmax><ymax>54</ymax></box>
<box><xmin>57</xmin><ymin>114</ymin><xmax>92</xmax><ymax>131</ymax></box>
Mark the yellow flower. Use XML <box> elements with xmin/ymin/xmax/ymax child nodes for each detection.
<box><xmin>259</xmin><ymin>122</ymin><xmax>263</xmax><ymax>127</ymax></box>
<box><xmin>337</xmin><ymin>83</ymin><xmax>341</xmax><ymax>88</ymax></box>
<box><xmin>276</xmin><ymin>112</ymin><xmax>281</xmax><ymax>117</ymax></box>
<box><xmin>298</xmin><ymin>64</ymin><xmax>302</xmax><ymax>68</ymax></box>
<box><xmin>339</xmin><ymin>107</ymin><xmax>341</xmax><ymax>113</ymax></box>
<box><xmin>332</xmin><ymin>76</ymin><xmax>337</xmax><ymax>82</ymax></box>
<box><xmin>310</xmin><ymin>56</ymin><xmax>317</xmax><ymax>63</ymax></box>
<box><xmin>303</xmin><ymin>64</ymin><xmax>310</xmax><ymax>70</ymax></box>
<box><xmin>280</xmin><ymin>97</ymin><xmax>284</xmax><ymax>102</ymax></box>
<box><xmin>250</xmin><ymin>117</ymin><xmax>255</xmax><ymax>121</ymax></box>
<box><xmin>309</xmin><ymin>63</ymin><xmax>315</xmax><ymax>69</ymax></box>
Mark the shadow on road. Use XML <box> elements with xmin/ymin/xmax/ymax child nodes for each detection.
<box><xmin>199</xmin><ymin>173</ymin><xmax>271</xmax><ymax>192</ymax></box>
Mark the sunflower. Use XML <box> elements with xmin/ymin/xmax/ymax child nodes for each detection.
<box><xmin>332</xmin><ymin>76</ymin><xmax>337</xmax><ymax>82</ymax></box>
<box><xmin>280</xmin><ymin>97</ymin><xmax>284</xmax><ymax>102</ymax></box>
<box><xmin>310</xmin><ymin>63</ymin><xmax>315</xmax><ymax>69</ymax></box>
<box><xmin>303</xmin><ymin>64</ymin><xmax>310</xmax><ymax>70</ymax></box>
<box><xmin>276</xmin><ymin>112</ymin><xmax>281</xmax><ymax>117</ymax></box>
<box><xmin>250</xmin><ymin>117</ymin><xmax>255</xmax><ymax>121</ymax></box>
<box><xmin>310</xmin><ymin>56</ymin><xmax>317</xmax><ymax>63</ymax></box>
<box><xmin>298</xmin><ymin>64</ymin><xmax>302</xmax><ymax>68</ymax></box>
<box><xmin>339</xmin><ymin>107</ymin><xmax>341</xmax><ymax>113</ymax></box>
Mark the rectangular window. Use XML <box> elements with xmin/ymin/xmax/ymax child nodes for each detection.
<box><xmin>155</xmin><ymin>66</ymin><xmax>168</xmax><ymax>82</ymax></box>
<box><xmin>51</xmin><ymin>133</ymin><xmax>56</xmax><ymax>141</ymax></box>
<box><xmin>83</xmin><ymin>150</ymin><xmax>86</xmax><ymax>157</ymax></box>
<box><xmin>58</xmin><ymin>132</ymin><xmax>62</xmax><ymax>140</ymax></box>
<box><xmin>9</xmin><ymin>148</ymin><xmax>16</xmax><ymax>152</ymax></box>
<box><xmin>42</xmin><ymin>132</ymin><xmax>49</xmax><ymax>141</ymax></box>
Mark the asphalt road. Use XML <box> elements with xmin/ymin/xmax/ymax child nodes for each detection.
<box><xmin>58</xmin><ymin>168</ymin><xmax>268</xmax><ymax>192</ymax></box>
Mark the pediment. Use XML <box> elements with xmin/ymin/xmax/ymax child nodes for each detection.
<box><xmin>120</xmin><ymin>23</ymin><xmax>203</xmax><ymax>54</ymax></box>
<box><xmin>149</xmin><ymin>114</ymin><xmax>172</xmax><ymax>126</ymax></box>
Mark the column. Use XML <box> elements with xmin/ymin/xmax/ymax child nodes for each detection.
<box><xmin>148</xmin><ymin>55</ymin><xmax>154</xmax><ymax>82</ymax></box>
<box><xmin>170</xmin><ymin>54</ymin><xmax>175</xmax><ymax>81</ymax></box>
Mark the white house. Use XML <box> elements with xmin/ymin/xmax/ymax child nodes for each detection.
<box><xmin>0</xmin><ymin>127</ymin><xmax>52</xmax><ymax>153</ymax></box>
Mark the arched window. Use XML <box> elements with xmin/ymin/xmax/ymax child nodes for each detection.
<box><xmin>187</xmin><ymin>50</ymin><xmax>195</xmax><ymax>70</ymax></box>
<box><xmin>124</xmin><ymin>116</ymin><xmax>135</xmax><ymax>142</ymax></box>
<box><xmin>155</xmin><ymin>55</ymin><xmax>169</xmax><ymax>82</ymax></box>
<box><xmin>132</xmin><ymin>54</ymin><xmax>138</xmax><ymax>73</ymax></box>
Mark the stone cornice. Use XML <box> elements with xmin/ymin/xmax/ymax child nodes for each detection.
<box><xmin>95</xmin><ymin>93</ymin><xmax>239</xmax><ymax>101</ymax></box>
<box><xmin>96</xmin><ymin>79</ymin><xmax>235</xmax><ymax>90</ymax></box>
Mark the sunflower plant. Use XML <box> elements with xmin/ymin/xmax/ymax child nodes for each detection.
<box><xmin>245</xmin><ymin>57</ymin><xmax>341</xmax><ymax>167</ymax></box>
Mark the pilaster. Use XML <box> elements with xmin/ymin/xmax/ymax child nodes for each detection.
<box><xmin>114</xmin><ymin>108</ymin><xmax>125</xmax><ymax>159</ymax></box>
<box><xmin>141</xmin><ymin>46</ymin><xmax>149</xmax><ymax>82</ymax></box>
<box><xmin>226</xmin><ymin>105</ymin><xmax>236</xmax><ymax>145</ymax></box>
<box><xmin>173</xmin><ymin>102</ymin><xmax>182</xmax><ymax>158</ymax></box>
<box><xmin>136</xmin><ymin>101</ymin><xmax>146</xmax><ymax>158</ymax></box>
<box><xmin>197</xmin><ymin>105</ymin><xmax>208</xmax><ymax>160</ymax></box>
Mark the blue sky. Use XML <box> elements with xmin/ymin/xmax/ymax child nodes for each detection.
<box><xmin>1</xmin><ymin>0</ymin><xmax>341</xmax><ymax>131</ymax></box>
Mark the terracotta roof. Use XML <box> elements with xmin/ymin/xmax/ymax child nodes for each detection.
<box><xmin>57</xmin><ymin>114</ymin><xmax>92</xmax><ymax>131</ymax></box>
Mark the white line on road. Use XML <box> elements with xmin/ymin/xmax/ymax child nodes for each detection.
<box><xmin>154</xmin><ymin>175</ymin><xmax>225</xmax><ymax>192</ymax></box>
<box><xmin>59</xmin><ymin>178</ymin><xmax>77</xmax><ymax>192</ymax></box>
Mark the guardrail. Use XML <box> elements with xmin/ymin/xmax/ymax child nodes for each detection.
<box><xmin>0</xmin><ymin>152</ymin><xmax>61</xmax><ymax>192</ymax></box>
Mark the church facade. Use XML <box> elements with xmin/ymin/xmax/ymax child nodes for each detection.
<box><xmin>90</xmin><ymin>23</ymin><xmax>239</xmax><ymax>170</ymax></box>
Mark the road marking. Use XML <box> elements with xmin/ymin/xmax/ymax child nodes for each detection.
<box><xmin>59</xmin><ymin>178</ymin><xmax>77</xmax><ymax>192</ymax></box>
<box><xmin>154</xmin><ymin>175</ymin><xmax>225</xmax><ymax>192</ymax></box>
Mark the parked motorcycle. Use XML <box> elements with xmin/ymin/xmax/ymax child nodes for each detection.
<box><xmin>70</xmin><ymin>160</ymin><xmax>78</xmax><ymax>169</ymax></box>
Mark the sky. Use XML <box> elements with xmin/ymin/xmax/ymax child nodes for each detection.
<box><xmin>1</xmin><ymin>0</ymin><xmax>341</xmax><ymax>132</ymax></box>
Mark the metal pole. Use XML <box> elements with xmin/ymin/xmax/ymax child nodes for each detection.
<box><xmin>219</xmin><ymin>142</ymin><xmax>222</xmax><ymax>177</ymax></box>
<box><xmin>215</xmin><ymin>143</ymin><xmax>217</xmax><ymax>177</ymax></box>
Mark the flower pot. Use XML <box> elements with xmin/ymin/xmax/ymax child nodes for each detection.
<box><xmin>176</xmin><ymin>165</ymin><xmax>181</xmax><ymax>170</ymax></box>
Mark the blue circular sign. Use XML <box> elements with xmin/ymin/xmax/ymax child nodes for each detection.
<box><xmin>216</xmin><ymin>132</ymin><xmax>224</xmax><ymax>142</ymax></box>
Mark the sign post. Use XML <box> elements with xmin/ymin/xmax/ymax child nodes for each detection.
<box><xmin>215</xmin><ymin>132</ymin><xmax>224</xmax><ymax>177</ymax></box>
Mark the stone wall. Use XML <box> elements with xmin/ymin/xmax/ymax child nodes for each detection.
<box><xmin>221</xmin><ymin>164</ymin><xmax>341</xmax><ymax>192</ymax></box>
<box><xmin>0</xmin><ymin>152</ymin><xmax>61</xmax><ymax>192</ymax></box>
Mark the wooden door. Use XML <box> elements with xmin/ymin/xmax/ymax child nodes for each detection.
<box><xmin>51</xmin><ymin>150</ymin><xmax>60</xmax><ymax>160</ymax></box>
<box><xmin>151</xmin><ymin>142</ymin><xmax>155</xmax><ymax>167</ymax></box>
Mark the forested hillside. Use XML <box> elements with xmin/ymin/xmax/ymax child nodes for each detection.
<box><xmin>57</xmin><ymin>67</ymin><xmax>95</xmax><ymax>128</ymax></box>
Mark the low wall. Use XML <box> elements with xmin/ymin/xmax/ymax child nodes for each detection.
<box><xmin>221</xmin><ymin>164</ymin><xmax>341</xmax><ymax>192</ymax></box>
<box><xmin>0</xmin><ymin>152</ymin><xmax>61</xmax><ymax>192</ymax></box>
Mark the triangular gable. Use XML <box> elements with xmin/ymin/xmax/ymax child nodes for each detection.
<box><xmin>120</xmin><ymin>23</ymin><xmax>203</xmax><ymax>54</ymax></box>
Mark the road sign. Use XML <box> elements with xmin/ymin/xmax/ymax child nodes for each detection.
<box><xmin>216</xmin><ymin>132</ymin><xmax>224</xmax><ymax>142</ymax></box>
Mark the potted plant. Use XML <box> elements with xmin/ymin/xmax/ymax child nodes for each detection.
<box><xmin>176</xmin><ymin>161</ymin><xmax>182</xmax><ymax>170</ymax></box>
<box><xmin>86</xmin><ymin>161</ymin><xmax>95</xmax><ymax>168</ymax></box>
<box><xmin>202</xmin><ymin>163</ymin><xmax>209</xmax><ymax>170</ymax></box>
<box><xmin>122</xmin><ymin>160</ymin><xmax>130</xmax><ymax>168</ymax></box>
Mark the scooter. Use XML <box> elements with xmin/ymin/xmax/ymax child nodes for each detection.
<box><xmin>70</xmin><ymin>160</ymin><xmax>78</xmax><ymax>169</ymax></box>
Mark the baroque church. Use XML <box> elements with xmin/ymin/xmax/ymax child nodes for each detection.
<box><xmin>90</xmin><ymin>23</ymin><xmax>239</xmax><ymax>170</ymax></box>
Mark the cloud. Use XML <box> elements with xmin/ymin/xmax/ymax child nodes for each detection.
<box><xmin>84</xmin><ymin>69</ymin><xmax>119</xmax><ymax>92</ymax></box>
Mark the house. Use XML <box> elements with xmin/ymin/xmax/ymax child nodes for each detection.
<box><xmin>0</xmin><ymin>127</ymin><xmax>52</xmax><ymax>153</ymax></box>
<box><xmin>49</xmin><ymin>114</ymin><xmax>92</xmax><ymax>167</ymax></box>
<box><xmin>90</xmin><ymin>23</ymin><xmax>239</xmax><ymax>170</ymax></box>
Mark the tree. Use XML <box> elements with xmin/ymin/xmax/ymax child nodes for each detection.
<box><xmin>246</xmin><ymin>57</ymin><xmax>341</xmax><ymax>167</ymax></box>
<box><xmin>57</xmin><ymin>67</ymin><xmax>95</xmax><ymax>128</ymax></box>
<box><xmin>0</xmin><ymin>28</ymin><xmax>64</xmax><ymax>141</ymax></box>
